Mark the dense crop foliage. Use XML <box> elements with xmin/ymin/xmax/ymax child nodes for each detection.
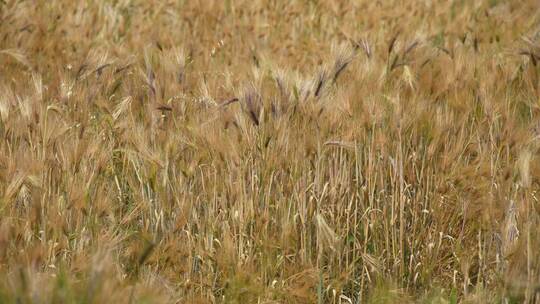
<box><xmin>1</xmin><ymin>0</ymin><xmax>540</xmax><ymax>302</ymax></box>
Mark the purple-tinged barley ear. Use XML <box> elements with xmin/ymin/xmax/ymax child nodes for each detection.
<box><xmin>437</xmin><ymin>47</ymin><xmax>451</xmax><ymax>57</ymax></box>
<box><xmin>242</xmin><ymin>85</ymin><xmax>262</xmax><ymax>126</ymax></box>
<box><xmin>388</xmin><ymin>31</ymin><xmax>400</xmax><ymax>55</ymax></box>
<box><xmin>531</xmin><ymin>53</ymin><xmax>537</xmax><ymax>66</ymax></box>
<box><xmin>144</xmin><ymin>50</ymin><xmax>157</xmax><ymax>100</ymax></box>
<box><xmin>75</xmin><ymin>64</ymin><xmax>88</xmax><ymax>80</ymax></box>
<box><xmin>275</xmin><ymin>75</ymin><xmax>286</xmax><ymax>96</ymax></box>
<box><xmin>502</xmin><ymin>200</ymin><xmax>519</xmax><ymax>258</ymax></box>
<box><xmin>274</xmin><ymin>70</ymin><xmax>290</xmax><ymax>105</ymax></box>
<box><xmin>314</xmin><ymin>70</ymin><xmax>327</xmax><ymax>98</ymax></box>
<box><xmin>155</xmin><ymin>41</ymin><xmax>163</xmax><ymax>52</ymax></box>
<box><xmin>351</xmin><ymin>40</ymin><xmax>361</xmax><ymax>51</ymax></box>
<box><xmin>519</xmin><ymin>50</ymin><xmax>531</xmax><ymax>57</ymax></box>
<box><xmin>361</xmin><ymin>39</ymin><xmax>372</xmax><ymax>59</ymax></box>
<box><xmin>178</xmin><ymin>63</ymin><xmax>186</xmax><ymax>84</ymax></box>
<box><xmin>252</xmin><ymin>52</ymin><xmax>260</xmax><ymax>68</ymax></box>
<box><xmin>332</xmin><ymin>56</ymin><xmax>352</xmax><ymax>84</ymax></box>
<box><xmin>270</xmin><ymin>100</ymin><xmax>279</xmax><ymax>118</ymax></box>
<box><xmin>460</xmin><ymin>33</ymin><xmax>467</xmax><ymax>44</ymax></box>
<box><xmin>220</xmin><ymin>97</ymin><xmax>239</xmax><ymax>108</ymax></box>
<box><xmin>403</xmin><ymin>41</ymin><xmax>419</xmax><ymax>58</ymax></box>
<box><xmin>274</xmin><ymin>70</ymin><xmax>293</xmax><ymax>111</ymax></box>
<box><xmin>95</xmin><ymin>63</ymin><xmax>111</xmax><ymax>77</ymax></box>
<box><xmin>521</xmin><ymin>50</ymin><xmax>539</xmax><ymax>66</ymax></box>
<box><xmin>330</xmin><ymin>44</ymin><xmax>355</xmax><ymax>84</ymax></box>
<box><xmin>147</xmin><ymin>68</ymin><xmax>156</xmax><ymax>98</ymax></box>
<box><xmin>115</xmin><ymin>63</ymin><xmax>132</xmax><ymax>74</ymax></box>
<box><xmin>389</xmin><ymin>55</ymin><xmax>400</xmax><ymax>71</ymax></box>
<box><xmin>175</xmin><ymin>48</ymin><xmax>187</xmax><ymax>84</ymax></box>
<box><xmin>156</xmin><ymin>104</ymin><xmax>172</xmax><ymax>112</ymax></box>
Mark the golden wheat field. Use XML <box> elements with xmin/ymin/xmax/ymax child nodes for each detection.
<box><xmin>1</xmin><ymin>0</ymin><xmax>540</xmax><ymax>303</ymax></box>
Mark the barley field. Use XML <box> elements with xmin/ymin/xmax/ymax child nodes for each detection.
<box><xmin>1</xmin><ymin>0</ymin><xmax>540</xmax><ymax>303</ymax></box>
